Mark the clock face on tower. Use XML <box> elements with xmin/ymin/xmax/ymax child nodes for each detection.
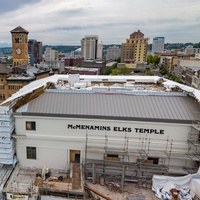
<box><xmin>16</xmin><ymin>48</ymin><xmax>22</xmax><ymax>55</ymax></box>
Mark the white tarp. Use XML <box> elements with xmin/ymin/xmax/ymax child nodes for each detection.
<box><xmin>190</xmin><ymin>179</ymin><xmax>200</xmax><ymax>199</ymax></box>
<box><xmin>152</xmin><ymin>167</ymin><xmax>200</xmax><ymax>199</ymax></box>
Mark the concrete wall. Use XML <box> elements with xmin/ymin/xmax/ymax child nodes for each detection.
<box><xmin>14</xmin><ymin>116</ymin><xmax>191</xmax><ymax>169</ymax></box>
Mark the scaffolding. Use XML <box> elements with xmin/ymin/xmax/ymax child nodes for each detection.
<box><xmin>84</xmin><ymin>125</ymin><xmax>200</xmax><ymax>189</ymax></box>
<box><xmin>185</xmin><ymin>116</ymin><xmax>200</xmax><ymax>173</ymax></box>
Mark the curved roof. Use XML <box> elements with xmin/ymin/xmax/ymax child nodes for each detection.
<box><xmin>16</xmin><ymin>90</ymin><xmax>200</xmax><ymax>124</ymax></box>
<box><xmin>75</xmin><ymin>47</ymin><xmax>81</xmax><ymax>52</ymax></box>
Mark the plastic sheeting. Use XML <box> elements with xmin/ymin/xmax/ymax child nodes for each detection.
<box><xmin>152</xmin><ymin>167</ymin><xmax>200</xmax><ymax>199</ymax></box>
<box><xmin>0</xmin><ymin>106</ymin><xmax>16</xmax><ymax>165</ymax></box>
<box><xmin>190</xmin><ymin>179</ymin><xmax>200</xmax><ymax>199</ymax></box>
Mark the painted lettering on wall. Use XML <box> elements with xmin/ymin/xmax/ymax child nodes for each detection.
<box><xmin>67</xmin><ymin>124</ymin><xmax>165</xmax><ymax>134</ymax></box>
<box><xmin>67</xmin><ymin>124</ymin><xmax>111</xmax><ymax>131</ymax></box>
<box><xmin>134</xmin><ymin>128</ymin><xmax>164</xmax><ymax>134</ymax></box>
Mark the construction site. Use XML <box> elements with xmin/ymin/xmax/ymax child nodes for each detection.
<box><xmin>0</xmin><ymin>75</ymin><xmax>200</xmax><ymax>200</ymax></box>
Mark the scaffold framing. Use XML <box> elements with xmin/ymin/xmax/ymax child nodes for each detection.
<box><xmin>84</xmin><ymin>124</ymin><xmax>200</xmax><ymax>188</ymax></box>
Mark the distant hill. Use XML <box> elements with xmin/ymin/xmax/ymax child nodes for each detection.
<box><xmin>0</xmin><ymin>47</ymin><xmax>12</xmax><ymax>54</ymax></box>
<box><xmin>0</xmin><ymin>43</ymin><xmax>11</xmax><ymax>48</ymax></box>
<box><xmin>43</xmin><ymin>45</ymin><xmax>81</xmax><ymax>53</ymax></box>
<box><xmin>43</xmin><ymin>44</ymin><xmax>122</xmax><ymax>53</ymax></box>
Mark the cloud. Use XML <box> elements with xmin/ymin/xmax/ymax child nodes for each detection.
<box><xmin>0</xmin><ymin>0</ymin><xmax>200</xmax><ymax>45</ymax></box>
<box><xmin>0</xmin><ymin>0</ymin><xmax>42</xmax><ymax>14</ymax></box>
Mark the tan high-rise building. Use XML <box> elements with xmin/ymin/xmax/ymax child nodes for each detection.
<box><xmin>121</xmin><ymin>30</ymin><xmax>148</xmax><ymax>63</ymax></box>
<box><xmin>11</xmin><ymin>26</ymin><xmax>29</xmax><ymax>66</ymax></box>
<box><xmin>81</xmin><ymin>35</ymin><xmax>98</xmax><ymax>60</ymax></box>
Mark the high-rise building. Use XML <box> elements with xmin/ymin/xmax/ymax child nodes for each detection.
<box><xmin>81</xmin><ymin>35</ymin><xmax>98</xmax><ymax>60</ymax></box>
<box><xmin>28</xmin><ymin>39</ymin><xmax>43</xmax><ymax>64</ymax></box>
<box><xmin>121</xmin><ymin>30</ymin><xmax>148</xmax><ymax>63</ymax></box>
<box><xmin>44</xmin><ymin>47</ymin><xmax>56</xmax><ymax>62</ymax></box>
<box><xmin>106</xmin><ymin>46</ymin><xmax>121</xmax><ymax>61</ymax></box>
<box><xmin>97</xmin><ymin>42</ymin><xmax>103</xmax><ymax>60</ymax></box>
<box><xmin>10</xmin><ymin>26</ymin><xmax>29</xmax><ymax>66</ymax></box>
<box><xmin>152</xmin><ymin>37</ymin><xmax>165</xmax><ymax>54</ymax></box>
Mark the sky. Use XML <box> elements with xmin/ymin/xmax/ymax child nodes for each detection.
<box><xmin>0</xmin><ymin>0</ymin><xmax>200</xmax><ymax>46</ymax></box>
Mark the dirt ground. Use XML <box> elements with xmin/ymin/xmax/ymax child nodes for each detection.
<box><xmin>86</xmin><ymin>182</ymin><xmax>159</xmax><ymax>200</ymax></box>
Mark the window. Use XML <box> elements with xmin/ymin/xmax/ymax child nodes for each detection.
<box><xmin>26</xmin><ymin>121</ymin><xmax>36</xmax><ymax>130</ymax></box>
<box><xmin>148</xmin><ymin>157</ymin><xmax>159</xmax><ymax>164</ymax></box>
<box><xmin>0</xmin><ymin>94</ymin><xmax>5</xmax><ymax>100</ymax></box>
<box><xmin>107</xmin><ymin>154</ymin><xmax>119</xmax><ymax>158</ymax></box>
<box><xmin>106</xmin><ymin>154</ymin><xmax>120</xmax><ymax>161</ymax></box>
<box><xmin>26</xmin><ymin>147</ymin><xmax>36</xmax><ymax>159</ymax></box>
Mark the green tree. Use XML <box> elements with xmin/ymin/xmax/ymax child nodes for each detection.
<box><xmin>103</xmin><ymin>67</ymin><xmax>113</xmax><ymax>75</ymax></box>
<box><xmin>152</xmin><ymin>56</ymin><xmax>160</xmax><ymax>65</ymax></box>
<box><xmin>160</xmin><ymin>66</ymin><xmax>167</xmax><ymax>75</ymax></box>
<box><xmin>111</xmin><ymin>68</ymin><xmax>120</xmax><ymax>75</ymax></box>
<box><xmin>147</xmin><ymin>55</ymin><xmax>153</xmax><ymax>64</ymax></box>
<box><xmin>115</xmin><ymin>56</ymin><xmax>121</xmax><ymax>63</ymax></box>
<box><xmin>147</xmin><ymin>55</ymin><xmax>160</xmax><ymax>65</ymax></box>
<box><xmin>146</xmin><ymin>69</ymin><xmax>154</xmax><ymax>76</ymax></box>
<box><xmin>103</xmin><ymin>63</ymin><xmax>117</xmax><ymax>75</ymax></box>
<box><xmin>111</xmin><ymin>66</ymin><xmax>132</xmax><ymax>75</ymax></box>
<box><xmin>193</xmin><ymin>42</ymin><xmax>200</xmax><ymax>48</ymax></box>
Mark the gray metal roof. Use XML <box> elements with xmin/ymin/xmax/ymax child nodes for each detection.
<box><xmin>16</xmin><ymin>90</ymin><xmax>200</xmax><ymax>123</ymax></box>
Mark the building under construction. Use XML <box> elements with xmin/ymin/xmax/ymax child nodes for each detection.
<box><xmin>0</xmin><ymin>74</ymin><xmax>200</xmax><ymax>199</ymax></box>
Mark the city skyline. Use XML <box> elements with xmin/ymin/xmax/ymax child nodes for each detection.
<box><xmin>0</xmin><ymin>0</ymin><xmax>200</xmax><ymax>46</ymax></box>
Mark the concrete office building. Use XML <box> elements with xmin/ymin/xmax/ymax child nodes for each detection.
<box><xmin>152</xmin><ymin>37</ymin><xmax>165</xmax><ymax>54</ymax></box>
<box><xmin>1</xmin><ymin>75</ymin><xmax>200</xmax><ymax>199</ymax></box>
<box><xmin>121</xmin><ymin>30</ymin><xmax>148</xmax><ymax>63</ymax></box>
<box><xmin>106</xmin><ymin>46</ymin><xmax>121</xmax><ymax>61</ymax></box>
<box><xmin>97</xmin><ymin>42</ymin><xmax>103</xmax><ymax>60</ymax></box>
<box><xmin>81</xmin><ymin>35</ymin><xmax>98</xmax><ymax>60</ymax></box>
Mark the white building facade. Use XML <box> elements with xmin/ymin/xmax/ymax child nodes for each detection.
<box><xmin>44</xmin><ymin>47</ymin><xmax>56</xmax><ymax>62</ymax></box>
<box><xmin>14</xmin><ymin>114</ymin><xmax>192</xmax><ymax>170</ymax></box>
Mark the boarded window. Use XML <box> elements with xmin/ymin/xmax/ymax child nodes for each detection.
<box><xmin>148</xmin><ymin>157</ymin><xmax>159</xmax><ymax>164</ymax></box>
<box><xmin>105</xmin><ymin>154</ymin><xmax>120</xmax><ymax>161</ymax></box>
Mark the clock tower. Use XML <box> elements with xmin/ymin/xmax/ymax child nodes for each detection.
<box><xmin>11</xmin><ymin>26</ymin><xmax>29</xmax><ymax>66</ymax></box>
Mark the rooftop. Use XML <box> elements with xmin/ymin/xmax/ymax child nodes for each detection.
<box><xmin>10</xmin><ymin>26</ymin><xmax>29</xmax><ymax>34</ymax></box>
<box><xmin>65</xmin><ymin>66</ymin><xmax>99</xmax><ymax>72</ymax></box>
<box><xmin>1</xmin><ymin>75</ymin><xmax>200</xmax><ymax>115</ymax></box>
<box><xmin>16</xmin><ymin>89</ymin><xmax>199</xmax><ymax>124</ymax></box>
<box><xmin>0</xmin><ymin>64</ymin><xmax>13</xmax><ymax>74</ymax></box>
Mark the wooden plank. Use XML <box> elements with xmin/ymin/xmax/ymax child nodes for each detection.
<box><xmin>85</xmin><ymin>183</ymin><xmax>112</xmax><ymax>200</ymax></box>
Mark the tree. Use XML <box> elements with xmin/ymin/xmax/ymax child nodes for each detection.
<box><xmin>103</xmin><ymin>63</ymin><xmax>117</xmax><ymax>75</ymax></box>
<box><xmin>193</xmin><ymin>42</ymin><xmax>200</xmax><ymax>48</ymax></box>
<box><xmin>152</xmin><ymin>56</ymin><xmax>160</xmax><ymax>65</ymax></box>
<box><xmin>103</xmin><ymin>67</ymin><xmax>113</xmax><ymax>75</ymax></box>
<box><xmin>160</xmin><ymin>66</ymin><xmax>167</xmax><ymax>75</ymax></box>
<box><xmin>147</xmin><ymin>55</ymin><xmax>160</xmax><ymax>65</ymax></box>
<box><xmin>111</xmin><ymin>66</ymin><xmax>132</xmax><ymax>75</ymax></box>
<box><xmin>147</xmin><ymin>55</ymin><xmax>153</xmax><ymax>64</ymax></box>
<box><xmin>115</xmin><ymin>56</ymin><xmax>121</xmax><ymax>63</ymax></box>
<box><xmin>146</xmin><ymin>69</ymin><xmax>154</xmax><ymax>76</ymax></box>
